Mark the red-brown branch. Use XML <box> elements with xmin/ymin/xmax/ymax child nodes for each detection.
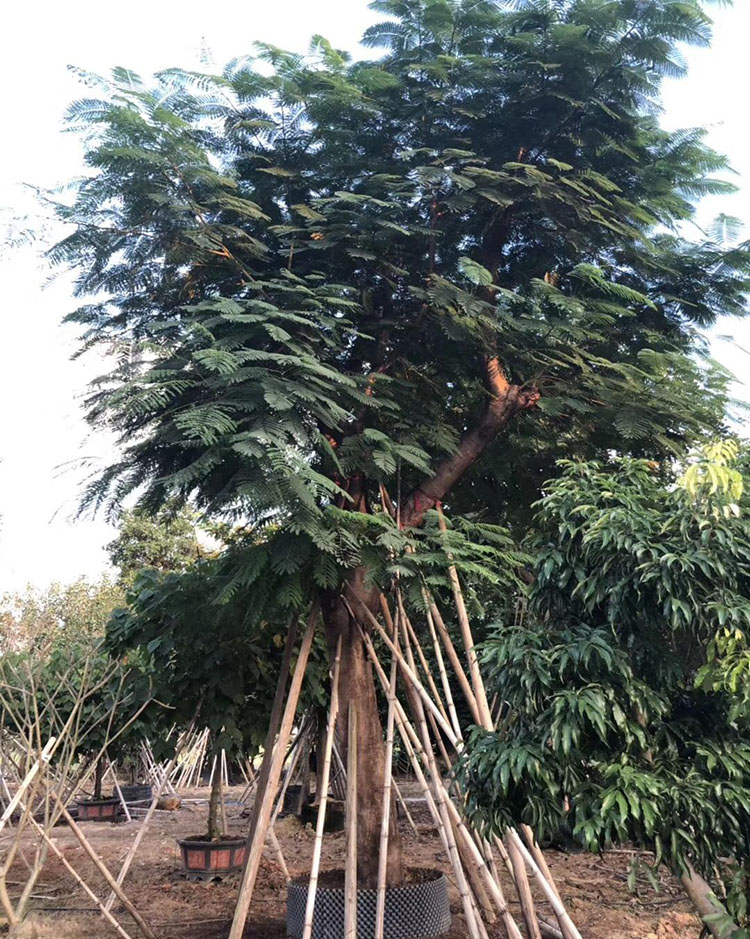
<box><xmin>400</xmin><ymin>355</ymin><xmax>539</xmax><ymax>529</ymax></box>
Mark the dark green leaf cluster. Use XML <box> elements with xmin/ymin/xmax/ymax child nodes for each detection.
<box><xmin>456</xmin><ymin>448</ymin><xmax>750</xmax><ymax>911</ymax></box>
<box><xmin>107</xmin><ymin>501</ymin><xmax>204</xmax><ymax>583</ymax></box>
<box><xmin>54</xmin><ymin>0</ymin><xmax>748</xmax><ymax>557</ymax></box>
<box><xmin>105</xmin><ymin>560</ymin><xmax>329</xmax><ymax>759</ymax></box>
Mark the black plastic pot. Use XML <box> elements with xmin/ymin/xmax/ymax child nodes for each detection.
<box><xmin>286</xmin><ymin>869</ymin><xmax>451</xmax><ymax>939</ymax></box>
<box><xmin>177</xmin><ymin>836</ymin><xmax>247</xmax><ymax>880</ymax></box>
<box><xmin>120</xmin><ymin>784</ymin><xmax>153</xmax><ymax>803</ymax></box>
<box><xmin>280</xmin><ymin>783</ymin><xmax>311</xmax><ymax>816</ymax></box>
<box><xmin>76</xmin><ymin>798</ymin><xmax>120</xmax><ymax>822</ymax></box>
<box><xmin>300</xmin><ymin>799</ymin><xmax>345</xmax><ymax>832</ymax></box>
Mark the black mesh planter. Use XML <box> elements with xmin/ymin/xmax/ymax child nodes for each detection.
<box><xmin>120</xmin><ymin>784</ymin><xmax>153</xmax><ymax>803</ymax></box>
<box><xmin>286</xmin><ymin>869</ymin><xmax>451</xmax><ymax>939</ymax></box>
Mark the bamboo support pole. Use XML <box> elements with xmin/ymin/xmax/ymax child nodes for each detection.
<box><xmin>106</xmin><ymin>757</ymin><xmax>131</xmax><ymax>823</ymax></box>
<box><xmin>436</xmin><ymin>507</ymin><xmax>493</xmax><ymax>727</ymax></box>
<box><xmin>425</xmin><ymin>596</ymin><xmax>481</xmax><ymax>725</ymax></box>
<box><xmin>302</xmin><ymin>636</ymin><xmax>342</xmax><ymax>939</ymax></box>
<box><xmin>424</xmin><ymin>598</ymin><xmax>462</xmax><ymax>741</ymax></box>
<box><xmin>228</xmin><ymin>608</ymin><xmax>317</xmax><ymax>939</ymax></box>
<box><xmin>344</xmin><ymin>702</ymin><xmax>358</xmax><ymax>939</ymax></box>
<box><xmin>451</xmin><ymin>812</ymin><xmax>496</xmax><ymax>925</ymax></box>
<box><xmin>362</xmin><ymin>628</ymin><xmax>523</xmax><ymax>939</ymax></box>
<box><xmin>51</xmin><ymin>798</ymin><xmax>156</xmax><ymax>939</ymax></box>
<box><xmin>23</xmin><ymin>810</ymin><xmax>135</xmax><ymax>939</ymax></box>
<box><xmin>493</xmin><ymin>834</ymin><xmax>516</xmax><ymax>879</ymax></box>
<box><xmin>363</xmin><ymin>628</ymin><xmax>483</xmax><ymax>939</ymax></box>
<box><xmin>506</xmin><ymin>829</ymin><xmax>582</xmax><ymax>939</ymax></box>
<box><xmin>506</xmin><ymin>834</ymin><xmax>543</xmax><ymax>939</ymax></box>
<box><xmin>395</xmin><ymin>689</ymin><xmax>482</xmax><ymax>939</ymax></box>
<box><xmin>196</xmin><ymin>730</ymin><xmax>210</xmax><ymax>786</ymax></box>
<box><xmin>347</xmin><ymin>595</ymin><xmax>458</xmax><ymax>748</ymax></box>
<box><xmin>389</xmin><ymin>593</ymin><xmax>452</xmax><ymax>732</ymax></box>
<box><xmin>240</xmin><ymin>762</ymin><xmax>289</xmax><ymax>880</ymax></box>
<box><xmin>540</xmin><ymin>921</ymin><xmax>565</xmax><ymax>939</ymax></box>
<box><xmin>375</xmin><ymin>617</ymin><xmax>399</xmax><ymax>939</ymax></box>
<box><xmin>392</xmin><ymin>780</ymin><xmax>419</xmax><ymax>838</ymax></box>
<box><xmin>0</xmin><ymin>739</ymin><xmax>55</xmax><ymax>832</ymax></box>
<box><xmin>435</xmin><ymin>511</ymin><xmax>567</xmax><ymax>937</ymax></box>
<box><xmin>270</xmin><ymin>720</ymin><xmax>308</xmax><ymax>825</ymax></box>
<box><xmin>522</xmin><ymin>824</ymin><xmax>563</xmax><ymax>901</ymax></box>
<box><xmin>362</xmin><ymin>628</ymin><xmax>458</xmax><ymax>848</ymax></box>
<box><xmin>442</xmin><ymin>792</ymin><xmax>523</xmax><ymax>938</ymax></box>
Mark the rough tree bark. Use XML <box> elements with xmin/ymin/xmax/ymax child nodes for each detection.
<box><xmin>207</xmin><ymin>765</ymin><xmax>223</xmax><ymax>841</ymax></box>
<box><xmin>680</xmin><ymin>864</ymin><xmax>738</xmax><ymax>939</ymax></box>
<box><xmin>324</xmin><ymin>357</ymin><xmax>538</xmax><ymax>887</ymax></box>
<box><xmin>93</xmin><ymin>758</ymin><xmax>104</xmax><ymax>801</ymax></box>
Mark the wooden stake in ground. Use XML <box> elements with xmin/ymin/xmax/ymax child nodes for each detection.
<box><xmin>22</xmin><ymin>808</ymin><xmax>135</xmax><ymax>939</ymax></box>
<box><xmin>302</xmin><ymin>636</ymin><xmax>342</xmax><ymax>939</ymax></box>
<box><xmin>344</xmin><ymin>701</ymin><xmax>358</xmax><ymax>939</ymax></box>
<box><xmin>0</xmin><ymin>738</ymin><xmax>55</xmax><ymax>832</ymax></box>
<box><xmin>228</xmin><ymin>607</ymin><xmax>318</xmax><ymax>939</ymax></box>
<box><xmin>50</xmin><ymin>797</ymin><xmax>157</xmax><ymax>939</ymax></box>
<box><xmin>375</xmin><ymin>615</ymin><xmax>399</xmax><ymax>939</ymax></box>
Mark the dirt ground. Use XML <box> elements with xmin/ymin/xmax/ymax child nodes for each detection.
<box><xmin>3</xmin><ymin>783</ymin><xmax>700</xmax><ymax>939</ymax></box>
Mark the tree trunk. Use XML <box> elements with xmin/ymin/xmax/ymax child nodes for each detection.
<box><xmin>321</xmin><ymin>361</ymin><xmax>538</xmax><ymax>887</ymax></box>
<box><xmin>207</xmin><ymin>764</ymin><xmax>223</xmax><ymax>841</ymax></box>
<box><xmin>323</xmin><ymin>581</ymin><xmax>402</xmax><ymax>888</ymax></box>
<box><xmin>94</xmin><ymin>758</ymin><xmax>104</xmax><ymax>801</ymax></box>
<box><xmin>679</xmin><ymin>864</ymin><xmax>736</xmax><ymax>939</ymax></box>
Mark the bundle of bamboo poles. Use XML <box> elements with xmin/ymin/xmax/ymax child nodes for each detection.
<box><xmin>227</xmin><ymin>539</ymin><xmax>582</xmax><ymax>939</ymax></box>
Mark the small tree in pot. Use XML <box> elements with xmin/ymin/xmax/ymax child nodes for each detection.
<box><xmin>107</xmin><ymin>559</ymin><xmax>325</xmax><ymax>873</ymax></box>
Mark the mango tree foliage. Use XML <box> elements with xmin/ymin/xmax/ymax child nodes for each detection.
<box><xmin>457</xmin><ymin>445</ymin><xmax>750</xmax><ymax>931</ymax></box>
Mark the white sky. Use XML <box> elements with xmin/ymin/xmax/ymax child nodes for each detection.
<box><xmin>1</xmin><ymin>0</ymin><xmax>748</xmax><ymax>592</ymax></box>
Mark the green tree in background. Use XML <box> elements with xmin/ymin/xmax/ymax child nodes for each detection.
<box><xmin>458</xmin><ymin>443</ymin><xmax>750</xmax><ymax>937</ymax></box>
<box><xmin>107</xmin><ymin>503</ymin><xmax>203</xmax><ymax>583</ymax></box>
<box><xmin>106</xmin><ymin>560</ymin><xmax>328</xmax><ymax>840</ymax></box>
<box><xmin>0</xmin><ymin>577</ymin><xmax>124</xmax><ymax>652</ymax></box>
<box><xmin>54</xmin><ymin>0</ymin><xmax>749</xmax><ymax>883</ymax></box>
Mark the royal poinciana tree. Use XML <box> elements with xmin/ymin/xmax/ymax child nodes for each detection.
<box><xmin>55</xmin><ymin>0</ymin><xmax>749</xmax><ymax>885</ymax></box>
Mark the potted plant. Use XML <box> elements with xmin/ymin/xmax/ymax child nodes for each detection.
<box><xmin>76</xmin><ymin>756</ymin><xmax>121</xmax><ymax>821</ymax></box>
<box><xmin>176</xmin><ymin>752</ymin><xmax>247</xmax><ymax>879</ymax></box>
<box><xmin>106</xmin><ymin>562</ymin><xmax>325</xmax><ymax>876</ymax></box>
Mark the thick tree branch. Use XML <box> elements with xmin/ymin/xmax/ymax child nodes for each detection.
<box><xmin>400</xmin><ymin>356</ymin><xmax>538</xmax><ymax>529</ymax></box>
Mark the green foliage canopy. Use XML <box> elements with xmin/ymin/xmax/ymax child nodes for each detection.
<box><xmin>456</xmin><ymin>444</ymin><xmax>750</xmax><ymax>928</ymax></box>
<box><xmin>54</xmin><ymin>0</ymin><xmax>749</xmax><ymax>573</ymax></box>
